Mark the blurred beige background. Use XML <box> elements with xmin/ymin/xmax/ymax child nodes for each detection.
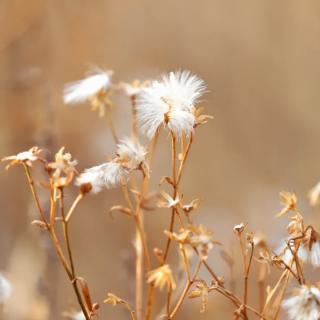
<box><xmin>1</xmin><ymin>0</ymin><xmax>320</xmax><ymax>319</ymax></box>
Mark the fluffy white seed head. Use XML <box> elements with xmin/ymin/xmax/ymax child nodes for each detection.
<box><xmin>116</xmin><ymin>137</ymin><xmax>147</xmax><ymax>170</ymax></box>
<box><xmin>64</xmin><ymin>70</ymin><xmax>113</xmax><ymax>105</ymax></box>
<box><xmin>75</xmin><ymin>163</ymin><xmax>106</xmax><ymax>194</ymax></box>
<box><xmin>282</xmin><ymin>285</ymin><xmax>320</xmax><ymax>320</ymax></box>
<box><xmin>136</xmin><ymin>70</ymin><xmax>206</xmax><ymax>138</ymax></box>
<box><xmin>0</xmin><ymin>273</ymin><xmax>12</xmax><ymax>305</ymax></box>
<box><xmin>76</xmin><ymin>162</ymin><xmax>129</xmax><ymax>194</ymax></box>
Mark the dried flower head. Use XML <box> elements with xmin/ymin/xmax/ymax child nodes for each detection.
<box><xmin>0</xmin><ymin>273</ymin><xmax>12</xmax><ymax>305</ymax></box>
<box><xmin>277</xmin><ymin>191</ymin><xmax>298</xmax><ymax>217</ymax></box>
<box><xmin>63</xmin><ymin>69</ymin><xmax>113</xmax><ymax>117</ymax></box>
<box><xmin>47</xmin><ymin>147</ymin><xmax>78</xmax><ymax>188</ymax></box>
<box><xmin>189</xmin><ymin>225</ymin><xmax>220</xmax><ymax>259</ymax></box>
<box><xmin>164</xmin><ymin>228</ymin><xmax>191</xmax><ymax>244</ymax></box>
<box><xmin>136</xmin><ymin>70</ymin><xmax>206</xmax><ymax>138</ymax></box>
<box><xmin>158</xmin><ymin>190</ymin><xmax>180</xmax><ymax>208</ymax></box>
<box><xmin>76</xmin><ymin>138</ymin><xmax>147</xmax><ymax>194</ymax></box>
<box><xmin>147</xmin><ymin>264</ymin><xmax>176</xmax><ymax>290</ymax></box>
<box><xmin>2</xmin><ymin>146</ymin><xmax>44</xmax><ymax>169</ymax></box>
<box><xmin>193</xmin><ymin>106</ymin><xmax>214</xmax><ymax>127</ymax></box>
<box><xmin>116</xmin><ymin>137</ymin><xmax>147</xmax><ymax>171</ymax></box>
<box><xmin>182</xmin><ymin>198</ymin><xmax>200</xmax><ymax>214</ymax></box>
<box><xmin>233</xmin><ymin>222</ymin><xmax>246</xmax><ymax>235</ymax></box>
<box><xmin>104</xmin><ymin>293</ymin><xmax>124</xmax><ymax>306</ymax></box>
<box><xmin>282</xmin><ymin>285</ymin><xmax>320</xmax><ymax>320</ymax></box>
<box><xmin>287</xmin><ymin>213</ymin><xmax>304</xmax><ymax>236</ymax></box>
<box><xmin>121</xmin><ymin>79</ymin><xmax>149</xmax><ymax>98</ymax></box>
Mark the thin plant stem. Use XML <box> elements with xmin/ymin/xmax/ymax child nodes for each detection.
<box><xmin>176</xmin><ymin>133</ymin><xmax>193</xmax><ymax>187</ymax></box>
<box><xmin>131</xmin><ymin>95</ymin><xmax>138</xmax><ymax>141</ymax></box>
<box><xmin>59</xmin><ymin>188</ymin><xmax>76</xmax><ymax>276</ymax></box>
<box><xmin>143</xmin><ymin>131</ymin><xmax>162</xmax><ymax>320</ymax></box>
<box><xmin>169</xmin><ymin>259</ymin><xmax>202</xmax><ymax>319</ymax></box>
<box><xmin>166</xmin><ymin>284</ymin><xmax>173</xmax><ymax>318</ymax></box>
<box><xmin>23</xmin><ymin>164</ymin><xmax>49</xmax><ymax>228</ymax></box>
<box><xmin>65</xmin><ymin>194</ymin><xmax>83</xmax><ymax>222</ymax></box>
<box><xmin>51</xmin><ymin>192</ymin><xmax>90</xmax><ymax>319</ymax></box>
<box><xmin>243</xmin><ymin>242</ymin><xmax>254</xmax><ymax>319</ymax></box>
<box><xmin>163</xmin><ymin>132</ymin><xmax>177</xmax><ymax>262</ymax></box>
<box><xmin>105</xmin><ymin>105</ymin><xmax>119</xmax><ymax>144</ymax></box>
<box><xmin>124</xmin><ymin>301</ymin><xmax>137</xmax><ymax>320</ymax></box>
<box><xmin>258</xmin><ymin>279</ymin><xmax>265</xmax><ymax>313</ymax></box>
<box><xmin>180</xmin><ymin>245</ymin><xmax>191</xmax><ymax>282</ymax></box>
<box><xmin>133</xmin><ymin>171</ymin><xmax>152</xmax><ymax>320</ymax></box>
<box><xmin>285</xmin><ymin>240</ymin><xmax>305</xmax><ymax>285</ymax></box>
<box><xmin>237</xmin><ymin>234</ymin><xmax>248</xmax><ymax>319</ymax></box>
<box><xmin>273</xmin><ymin>270</ymin><xmax>291</xmax><ymax>319</ymax></box>
<box><xmin>23</xmin><ymin>166</ymin><xmax>90</xmax><ymax>319</ymax></box>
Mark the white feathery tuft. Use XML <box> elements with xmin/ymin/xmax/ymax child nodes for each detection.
<box><xmin>116</xmin><ymin>137</ymin><xmax>147</xmax><ymax>170</ymax></box>
<box><xmin>75</xmin><ymin>162</ymin><xmax>128</xmax><ymax>194</ymax></box>
<box><xmin>282</xmin><ymin>285</ymin><xmax>320</xmax><ymax>320</ymax></box>
<box><xmin>64</xmin><ymin>70</ymin><xmax>113</xmax><ymax>105</ymax></box>
<box><xmin>0</xmin><ymin>273</ymin><xmax>12</xmax><ymax>305</ymax></box>
<box><xmin>136</xmin><ymin>70</ymin><xmax>206</xmax><ymax>138</ymax></box>
<box><xmin>310</xmin><ymin>241</ymin><xmax>320</xmax><ymax>268</ymax></box>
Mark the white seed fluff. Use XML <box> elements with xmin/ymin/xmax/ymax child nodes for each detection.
<box><xmin>136</xmin><ymin>70</ymin><xmax>206</xmax><ymax>138</ymax></box>
<box><xmin>73</xmin><ymin>311</ymin><xmax>86</xmax><ymax>320</ymax></box>
<box><xmin>63</xmin><ymin>70</ymin><xmax>113</xmax><ymax>105</ymax></box>
<box><xmin>310</xmin><ymin>241</ymin><xmax>320</xmax><ymax>268</ymax></box>
<box><xmin>116</xmin><ymin>137</ymin><xmax>147</xmax><ymax>170</ymax></box>
<box><xmin>282</xmin><ymin>286</ymin><xmax>320</xmax><ymax>320</ymax></box>
<box><xmin>0</xmin><ymin>273</ymin><xmax>12</xmax><ymax>305</ymax></box>
<box><xmin>275</xmin><ymin>240</ymin><xmax>308</xmax><ymax>265</ymax></box>
<box><xmin>76</xmin><ymin>162</ymin><xmax>128</xmax><ymax>194</ymax></box>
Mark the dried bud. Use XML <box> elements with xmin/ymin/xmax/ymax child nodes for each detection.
<box><xmin>158</xmin><ymin>191</ymin><xmax>180</xmax><ymax>208</ymax></box>
<box><xmin>147</xmin><ymin>265</ymin><xmax>176</xmax><ymax>291</ymax></box>
<box><xmin>164</xmin><ymin>229</ymin><xmax>191</xmax><ymax>244</ymax></box>
<box><xmin>2</xmin><ymin>146</ymin><xmax>45</xmax><ymax>169</ymax></box>
<box><xmin>31</xmin><ymin>220</ymin><xmax>48</xmax><ymax>230</ymax></box>
<box><xmin>276</xmin><ymin>191</ymin><xmax>297</xmax><ymax>217</ymax></box>
<box><xmin>233</xmin><ymin>222</ymin><xmax>246</xmax><ymax>235</ymax></box>
<box><xmin>104</xmin><ymin>293</ymin><xmax>124</xmax><ymax>306</ymax></box>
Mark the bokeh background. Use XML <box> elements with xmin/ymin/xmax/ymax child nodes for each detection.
<box><xmin>1</xmin><ymin>0</ymin><xmax>320</xmax><ymax>319</ymax></box>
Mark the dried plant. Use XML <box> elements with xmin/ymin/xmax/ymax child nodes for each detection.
<box><xmin>2</xmin><ymin>68</ymin><xmax>320</xmax><ymax>320</ymax></box>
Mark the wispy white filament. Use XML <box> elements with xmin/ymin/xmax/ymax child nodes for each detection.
<box><xmin>116</xmin><ymin>137</ymin><xmax>147</xmax><ymax>170</ymax></box>
<box><xmin>136</xmin><ymin>70</ymin><xmax>206</xmax><ymax>138</ymax></box>
<box><xmin>64</xmin><ymin>70</ymin><xmax>113</xmax><ymax>105</ymax></box>
<box><xmin>310</xmin><ymin>241</ymin><xmax>320</xmax><ymax>268</ymax></box>
<box><xmin>0</xmin><ymin>273</ymin><xmax>12</xmax><ymax>305</ymax></box>
<box><xmin>73</xmin><ymin>311</ymin><xmax>86</xmax><ymax>320</ymax></box>
<box><xmin>76</xmin><ymin>162</ymin><xmax>128</xmax><ymax>193</ymax></box>
<box><xmin>76</xmin><ymin>137</ymin><xmax>147</xmax><ymax>194</ymax></box>
<box><xmin>282</xmin><ymin>286</ymin><xmax>320</xmax><ymax>320</ymax></box>
<box><xmin>275</xmin><ymin>240</ymin><xmax>308</xmax><ymax>265</ymax></box>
